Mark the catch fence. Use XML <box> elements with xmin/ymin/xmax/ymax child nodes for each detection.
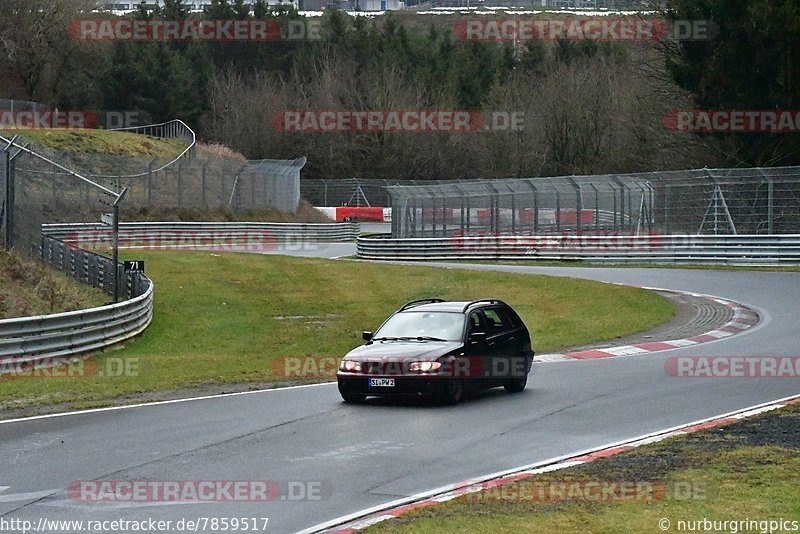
<box><xmin>387</xmin><ymin>167</ymin><xmax>800</xmax><ymax>238</ymax></box>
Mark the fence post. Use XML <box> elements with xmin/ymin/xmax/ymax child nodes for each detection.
<box><xmin>611</xmin><ymin>177</ymin><xmax>625</xmax><ymax>232</ymax></box>
<box><xmin>441</xmin><ymin>196</ymin><xmax>447</xmax><ymax>237</ymax></box>
<box><xmin>202</xmin><ymin>164</ymin><xmax>207</xmax><ymax>208</ymax></box>
<box><xmin>177</xmin><ymin>160</ymin><xmax>183</xmax><ymax>209</ymax></box>
<box><xmin>522</xmin><ymin>180</ymin><xmax>538</xmax><ymax>235</ymax></box>
<box><xmin>251</xmin><ymin>172</ymin><xmax>256</xmax><ymax>209</ymax></box>
<box><xmin>555</xmin><ymin>188</ymin><xmax>561</xmax><ymax>232</ymax></box>
<box><xmin>222</xmin><ymin>165</ymin><xmax>227</xmax><ymax>210</ymax></box>
<box><xmin>766</xmin><ymin>173</ymin><xmax>774</xmax><ymax>234</ymax></box>
<box><xmin>420</xmin><ymin>197</ymin><xmax>426</xmax><ymax>235</ymax></box>
<box><xmin>567</xmin><ymin>177</ymin><xmax>582</xmax><ymax>234</ymax></box>
<box><xmin>112</xmin><ymin>203</ymin><xmax>120</xmax><ymax>303</ymax></box>
<box><xmin>486</xmin><ymin>183</ymin><xmax>499</xmax><ymax>235</ymax></box>
<box><xmin>665</xmin><ymin>184</ymin><xmax>671</xmax><ymax>234</ymax></box>
<box><xmin>510</xmin><ymin>190</ymin><xmax>516</xmax><ymax>234</ymax></box>
<box><xmin>626</xmin><ymin>186</ymin><xmax>633</xmax><ymax>233</ymax></box>
<box><xmin>147</xmin><ymin>160</ymin><xmax>153</xmax><ymax>206</ymax></box>
<box><xmin>2</xmin><ymin>149</ymin><xmax>11</xmax><ymax>249</ymax></box>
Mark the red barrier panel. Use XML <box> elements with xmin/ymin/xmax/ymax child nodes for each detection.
<box><xmin>476</xmin><ymin>209</ymin><xmax>492</xmax><ymax>225</ymax></box>
<box><xmin>560</xmin><ymin>209</ymin><xmax>594</xmax><ymax>225</ymax></box>
<box><xmin>423</xmin><ymin>208</ymin><xmax>455</xmax><ymax>223</ymax></box>
<box><xmin>336</xmin><ymin>207</ymin><xmax>386</xmax><ymax>222</ymax></box>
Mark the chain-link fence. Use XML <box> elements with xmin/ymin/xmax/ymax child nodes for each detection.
<box><xmin>388</xmin><ymin>167</ymin><xmax>800</xmax><ymax>238</ymax></box>
<box><xmin>1</xmin><ymin>131</ymin><xmax>305</xmax><ymax>267</ymax></box>
<box><xmin>235</xmin><ymin>158</ymin><xmax>304</xmax><ymax>212</ymax></box>
<box><xmin>1</xmin><ymin>137</ymin><xmax>122</xmax><ymax>257</ymax></box>
<box><xmin>50</xmin><ymin>153</ymin><xmax>304</xmax><ymax>215</ymax></box>
<box><xmin>302</xmin><ymin>178</ymin><xmax>459</xmax><ymax>207</ymax></box>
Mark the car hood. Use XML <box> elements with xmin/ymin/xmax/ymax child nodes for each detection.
<box><xmin>344</xmin><ymin>341</ymin><xmax>462</xmax><ymax>361</ymax></box>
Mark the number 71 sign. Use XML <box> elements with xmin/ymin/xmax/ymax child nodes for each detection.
<box><xmin>124</xmin><ymin>260</ymin><xmax>145</xmax><ymax>273</ymax></box>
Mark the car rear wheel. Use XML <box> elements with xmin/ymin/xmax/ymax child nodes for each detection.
<box><xmin>341</xmin><ymin>393</ymin><xmax>366</xmax><ymax>403</ymax></box>
<box><xmin>437</xmin><ymin>378</ymin><xmax>463</xmax><ymax>405</ymax></box>
<box><xmin>505</xmin><ymin>360</ymin><xmax>530</xmax><ymax>393</ymax></box>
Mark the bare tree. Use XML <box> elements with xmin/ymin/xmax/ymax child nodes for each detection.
<box><xmin>0</xmin><ymin>0</ymin><xmax>96</xmax><ymax>101</ymax></box>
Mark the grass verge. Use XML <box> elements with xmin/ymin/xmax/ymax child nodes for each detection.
<box><xmin>0</xmin><ymin>249</ymin><xmax>107</xmax><ymax>319</ymax></box>
<box><xmin>0</xmin><ymin>252</ymin><xmax>673</xmax><ymax>412</ymax></box>
<box><xmin>364</xmin><ymin>401</ymin><xmax>800</xmax><ymax>533</ymax></box>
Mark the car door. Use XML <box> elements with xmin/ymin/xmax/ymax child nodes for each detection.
<box><xmin>462</xmin><ymin>309</ymin><xmax>493</xmax><ymax>385</ymax></box>
<box><xmin>482</xmin><ymin>307</ymin><xmax>515</xmax><ymax>386</ymax></box>
<box><xmin>496</xmin><ymin>305</ymin><xmax>532</xmax><ymax>379</ymax></box>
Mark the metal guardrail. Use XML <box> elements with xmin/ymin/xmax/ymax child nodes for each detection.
<box><xmin>357</xmin><ymin>234</ymin><xmax>800</xmax><ymax>265</ymax></box>
<box><xmin>0</xmin><ymin>237</ymin><xmax>153</xmax><ymax>368</ymax></box>
<box><xmin>43</xmin><ymin>221</ymin><xmax>361</xmax><ymax>246</ymax></box>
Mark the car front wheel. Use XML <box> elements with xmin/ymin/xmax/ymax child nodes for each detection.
<box><xmin>437</xmin><ymin>378</ymin><xmax>463</xmax><ymax>405</ymax></box>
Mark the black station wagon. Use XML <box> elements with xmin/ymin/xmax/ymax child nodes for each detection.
<box><xmin>337</xmin><ymin>299</ymin><xmax>534</xmax><ymax>404</ymax></box>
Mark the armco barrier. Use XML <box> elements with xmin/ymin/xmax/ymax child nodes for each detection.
<box><xmin>356</xmin><ymin>234</ymin><xmax>800</xmax><ymax>265</ymax></box>
<box><xmin>0</xmin><ymin>237</ymin><xmax>153</xmax><ymax>369</ymax></box>
<box><xmin>43</xmin><ymin>221</ymin><xmax>361</xmax><ymax>248</ymax></box>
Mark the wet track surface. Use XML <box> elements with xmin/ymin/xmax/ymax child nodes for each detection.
<box><xmin>1</xmin><ymin>259</ymin><xmax>798</xmax><ymax>533</ymax></box>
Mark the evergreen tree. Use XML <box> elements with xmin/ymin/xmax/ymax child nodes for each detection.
<box><xmin>157</xmin><ymin>0</ymin><xmax>189</xmax><ymax>18</ymax></box>
<box><xmin>204</xmin><ymin>0</ymin><xmax>235</xmax><ymax>19</ymax></box>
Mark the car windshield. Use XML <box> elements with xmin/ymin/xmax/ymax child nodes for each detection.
<box><xmin>373</xmin><ymin>311</ymin><xmax>465</xmax><ymax>342</ymax></box>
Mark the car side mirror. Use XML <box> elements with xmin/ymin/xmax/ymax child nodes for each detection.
<box><xmin>468</xmin><ymin>331</ymin><xmax>487</xmax><ymax>344</ymax></box>
<box><xmin>362</xmin><ymin>331</ymin><xmax>373</xmax><ymax>341</ymax></box>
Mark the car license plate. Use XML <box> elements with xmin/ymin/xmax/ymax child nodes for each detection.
<box><xmin>368</xmin><ymin>378</ymin><xmax>395</xmax><ymax>387</ymax></box>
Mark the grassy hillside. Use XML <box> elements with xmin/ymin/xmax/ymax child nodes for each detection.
<box><xmin>0</xmin><ymin>249</ymin><xmax>107</xmax><ymax>319</ymax></box>
<box><xmin>1</xmin><ymin>129</ymin><xmax>186</xmax><ymax>158</ymax></box>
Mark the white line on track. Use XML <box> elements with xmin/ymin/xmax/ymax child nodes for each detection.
<box><xmin>0</xmin><ymin>382</ymin><xmax>336</xmax><ymax>425</ymax></box>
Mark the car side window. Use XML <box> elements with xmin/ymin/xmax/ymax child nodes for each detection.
<box><xmin>467</xmin><ymin>311</ymin><xmax>483</xmax><ymax>333</ymax></box>
<box><xmin>497</xmin><ymin>307</ymin><xmax>522</xmax><ymax>330</ymax></box>
<box><xmin>483</xmin><ymin>308</ymin><xmax>509</xmax><ymax>336</ymax></box>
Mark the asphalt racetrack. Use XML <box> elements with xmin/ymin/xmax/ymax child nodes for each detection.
<box><xmin>2</xmin><ymin>250</ymin><xmax>798</xmax><ymax>533</ymax></box>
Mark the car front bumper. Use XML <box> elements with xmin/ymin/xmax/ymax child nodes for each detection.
<box><xmin>337</xmin><ymin>374</ymin><xmax>448</xmax><ymax>397</ymax></box>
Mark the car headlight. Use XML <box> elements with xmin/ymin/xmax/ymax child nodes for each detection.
<box><xmin>408</xmin><ymin>361</ymin><xmax>442</xmax><ymax>373</ymax></box>
<box><xmin>339</xmin><ymin>360</ymin><xmax>362</xmax><ymax>372</ymax></box>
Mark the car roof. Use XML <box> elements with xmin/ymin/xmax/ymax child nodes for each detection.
<box><xmin>399</xmin><ymin>301</ymin><xmax>504</xmax><ymax>313</ymax></box>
